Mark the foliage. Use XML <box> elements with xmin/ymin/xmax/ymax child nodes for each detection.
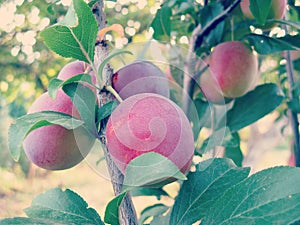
<box><xmin>2</xmin><ymin>0</ymin><xmax>300</xmax><ymax>224</ymax></box>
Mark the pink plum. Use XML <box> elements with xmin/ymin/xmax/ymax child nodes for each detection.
<box><xmin>112</xmin><ymin>61</ymin><xmax>170</xmax><ymax>99</ymax></box>
<box><xmin>209</xmin><ymin>41</ymin><xmax>258</xmax><ymax>98</ymax></box>
<box><xmin>106</xmin><ymin>93</ymin><xmax>194</xmax><ymax>180</ymax></box>
<box><xmin>23</xmin><ymin>90</ymin><xmax>95</xmax><ymax>170</ymax></box>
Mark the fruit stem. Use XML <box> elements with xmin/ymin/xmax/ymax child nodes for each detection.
<box><xmin>105</xmin><ymin>85</ymin><xmax>123</xmax><ymax>103</ymax></box>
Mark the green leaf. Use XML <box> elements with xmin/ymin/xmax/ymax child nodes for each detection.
<box><xmin>97</xmin><ymin>49</ymin><xmax>132</xmax><ymax>80</ymax></box>
<box><xmin>249</xmin><ymin>0</ymin><xmax>272</xmax><ymax>25</ymax></box>
<box><xmin>88</xmin><ymin>0</ymin><xmax>99</xmax><ymax>8</ymax></box>
<box><xmin>139</xmin><ymin>204</ymin><xmax>169</xmax><ymax>224</ymax></box>
<box><xmin>123</xmin><ymin>152</ymin><xmax>187</xmax><ymax>189</ymax></box>
<box><xmin>8</xmin><ymin>111</ymin><xmax>84</xmax><ymax>161</ymax></box>
<box><xmin>272</xmin><ymin>19</ymin><xmax>300</xmax><ymax>30</ymax></box>
<box><xmin>62</xmin><ymin>83</ymin><xmax>97</xmax><ymax>136</ymax></box>
<box><xmin>223</xmin><ymin>83</ymin><xmax>284</xmax><ymax>133</ymax></box>
<box><xmin>23</xmin><ymin>188</ymin><xmax>104</xmax><ymax>225</ymax></box>
<box><xmin>48</xmin><ymin>74</ymin><xmax>93</xmax><ymax>99</ymax></box>
<box><xmin>130</xmin><ymin>187</ymin><xmax>169</xmax><ymax>200</ymax></box>
<box><xmin>96</xmin><ymin>101</ymin><xmax>118</xmax><ymax>123</ymax></box>
<box><xmin>0</xmin><ymin>217</ymin><xmax>62</xmax><ymax>225</ymax></box>
<box><xmin>150</xmin><ymin>214</ymin><xmax>170</xmax><ymax>225</ymax></box>
<box><xmin>170</xmin><ymin>158</ymin><xmax>250</xmax><ymax>225</ymax></box>
<box><xmin>40</xmin><ymin>0</ymin><xmax>98</xmax><ymax>63</ymax></box>
<box><xmin>202</xmin><ymin>166</ymin><xmax>300</xmax><ymax>225</ymax></box>
<box><xmin>200</xmin><ymin>2</ymin><xmax>225</xmax><ymax>46</ymax></box>
<box><xmin>224</xmin><ymin>133</ymin><xmax>243</xmax><ymax>167</ymax></box>
<box><xmin>151</xmin><ymin>6</ymin><xmax>172</xmax><ymax>41</ymax></box>
<box><xmin>190</xmin><ymin>97</ymin><xmax>209</xmax><ymax>138</ymax></box>
<box><xmin>245</xmin><ymin>34</ymin><xmax>300</xmax><ymax>54</ymax></box>
<box><xmin>196</xmin><ymin>127</ymin><xmax>228</xmax><ymax>155</ymax></box>
<box><xmin>104</xmin><ymin>193</ymin><xmax>126</xmax><ymax>225</ymax></box>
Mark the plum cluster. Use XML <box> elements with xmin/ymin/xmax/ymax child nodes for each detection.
<box><xmin>23</xmin><ymin>60</ymin><xmax>195</xmax><ymax>178</ymax></box>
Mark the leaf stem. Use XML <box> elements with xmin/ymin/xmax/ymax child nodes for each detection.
<box><xmin>105</xmin><ymin>85</ymin><xmax>123</xmax><ymax>103</ymax></box>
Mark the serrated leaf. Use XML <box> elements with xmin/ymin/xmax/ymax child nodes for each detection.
<box><xmin>245</xmin><ymin>34</ymin><xmax>300</xmax><ymax>54</ymax></box>
<box><xmin>222</xmin><ymin>83</ymin><xmax>284</xmax><ymax>133</ymax></box>
<box><xmin>40</xmin><ymin>0</ymin><xmax>97</xmax><ymax>63</ymax></box>
<box><xmin>139</xmin><ymin>204</ymin><xmax>169</xmax><ymax>224</ymax></box>
<box><xmin>104</xmin><ymin>193</ymin><xmax>126</xmax><ymax>225</ymax></box>
<box><xmin>96</xmin><ymin>101</ymin><xmax>118</xmax><ymax>123</ymax></box>
<box><xmin>170</xmin><ymin>158</ymin><xmax>250</xmax><ymax>225</ymax></box>
<box><xmin>151</xmin><ymin>6</ymin><xmax>172</xmax><ymax>41</ymax></box>
<box><xmin>62</xmin><ymin>83</ymin><xmax>97</xmax><ymax>136</ymax></box>
<box><xmin>48</xmin><ymin>74</ymin><xmax>93</xmax><ymax>99</ymax></box>
<box><xmin>249</xmin><ymin>0</ymin><xmax>271</xmax><ymax>25</ymax></box>
<box><xmin>24</xmin><ymin>188</ymin><xmax>104</xmax><ymax>225</ymax></box>
<box><xmin>123</xmin><ymin>152</ymin><xmax>187</xmax><ymax>190</ymax></box>
<box><xmin>9</xmin><ymin>111</ymin><xmax>84</xmax><ymax>161</ymax></box>
<box><xmin>201</xmin><ymin>166</ymin><xmax>300</xmax><ymax>225</ymax></box>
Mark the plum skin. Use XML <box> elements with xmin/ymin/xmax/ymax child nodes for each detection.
<box><xmin>208</xmin><ymin>41</ymin><xmax>258</xmax><ymax>99</ymax></box>
<box><xmin>112</xmin><ymin>61</ymin><xmax>170</xmax><ymax>99</ymax></box>
<box><xmin>58</xmin><ymin>60</ymin><xmax>96</xmax><ymax>82</ymax></box>
<box><xmin>23</xmin><ymin>61</ymin><xmax>97</xmax><ymax>170</ymax></box>
<box><xmin>199</xmin><ymin>68</ymin><xmax>233</xmax><ymax>105</ymax></box>
<box><xmin>23</xmin><ymin>90</ymin><xmax>95</xmax><ymax>170</ymax></box>
<box><xmin>106</xmin><ymin>93</ymin><xmax>194</xmax><ymax>178</ymax></box>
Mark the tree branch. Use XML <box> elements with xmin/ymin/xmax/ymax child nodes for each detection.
<box><xmin>93</xmin><ymin>2</ymin><xmax>138</xmax><ymax>224</ymax></box>
<box><xmin>285</xmin><ymin>50</ymin><xmax>300</xmax><ymax>167</ymax></box>
<box><xmin>193</xmin><ymin>0</ymin><xmax>241</xmax><ymax>52</ymax></box>
<box><xmin>282</xmin><ymin>15</ymin><xmax>300</xmax><ymax>167</ymax></box>
<box><xmin>182</xmin><ymin>0</ymin><xmax>241</xmax><ymax>115</ymax></box>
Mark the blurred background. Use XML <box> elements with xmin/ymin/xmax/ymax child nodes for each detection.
<box><xmin>0</xmin><ymin>0</ymin><xmax>296</xmax><ymax>219</ymax></box>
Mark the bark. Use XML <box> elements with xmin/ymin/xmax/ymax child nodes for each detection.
<box><xmin>93</xmin><ymin>2</ymin><xmax>138</xmax><ymax>224</ymax></box>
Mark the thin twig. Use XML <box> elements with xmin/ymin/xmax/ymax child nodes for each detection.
<box><xmin>93</xmin><ymin>1</ymin><xmax>138</xmax><ymax>224</ymax></box>
<box><xmin>282</xmin><ymin>16</ymin><xmax>300</xmax><ymax>167</ymax></box>
<box><xmin>182</xmin><ymin>0</ymin><xmax>241</xmax><ymax>115</ymax></box>
<box><xmin>284</xmin><ymin>50</ymin><xmax>300</xmax><ymax>167</ymax></box>
<box><xmin>193</xmin><ymin>0</ymin><xmax>241</xmax><ymax>52</ymax></box>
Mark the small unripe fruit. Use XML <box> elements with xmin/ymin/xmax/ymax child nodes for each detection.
<box><xmin>209</xmin><ymin>41</ymin><xmax>258</xmax><ymax>98</ymax></box>
<box><xmin>240</xmin><ymin>0</ymin><xmax>286</xmax><ymax>29</ymax></box>
<box><xmin>23</xmin><ymin>90</ymin><xmax>95</xmax><ymax>170</ymax></box>
<box><xmin>106</xmin><ymin>93</ymin><xmax>194</xmax><ymax>179</ymax></box>
<box><xmin>112</xmin><ymin>61</ymin><xmax>170</xmax><ymax>99</ymax></box>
